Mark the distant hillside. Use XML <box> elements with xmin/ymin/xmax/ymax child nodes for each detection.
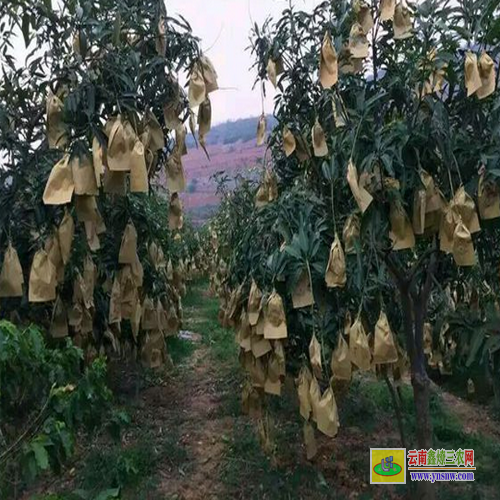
<box><xmin>186</xmin><ymin>115</ymin><xmax>276</xmax><ymax>147</ymax></box>
<box><xmin>174</xmin><ymin>115</ymin><xmax>272</xmax><ymax>225</ymax></box>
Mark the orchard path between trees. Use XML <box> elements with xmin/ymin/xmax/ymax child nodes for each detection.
<box><xmin>25</xmin><ymin>280</ymin><xmax>500</xmax><ymax>500</ymax></box>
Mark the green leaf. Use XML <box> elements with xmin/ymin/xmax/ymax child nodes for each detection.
<box><xmin>31</xmin><ymin>441</ymin><xmax>50</xmax><ymax>470</ymax></box>
<box><xmin>22</xmin><ymin>14</ymin><xmax>31</xmax><ymax>47</ymax></box>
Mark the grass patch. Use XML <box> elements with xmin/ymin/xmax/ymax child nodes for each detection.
<box><xmin>166</xmin><ymin>336</ymin><xmax>196</xmax><ymax>365</ymax></box>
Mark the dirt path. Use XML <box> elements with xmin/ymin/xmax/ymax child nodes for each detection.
<box><xmin>145</xmin><ymin>341</ymin><xmax>232</xmax><ymax>500</ymax></box>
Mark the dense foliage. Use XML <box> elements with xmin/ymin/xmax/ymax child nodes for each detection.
<box><xmin>0</xmin><ymin>320</ymin><xmax>124</xmax><ymax>497</ymax></box>
<box><xmin>209</xmin><ymin>3</ymin><xmax>500</xmax><ymax>496</ymax></box>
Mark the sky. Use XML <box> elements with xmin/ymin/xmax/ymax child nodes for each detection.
<box><xmin>168</xmin><ymin>0</ymin><xmax>321</xmax><ymax>124</ymax></box>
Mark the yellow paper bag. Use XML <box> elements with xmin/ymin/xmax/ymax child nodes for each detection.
<box><xmin>251</xmin><ymin>334</ymin><xmax>272</xmax><ymax>358</ymax></box>
<box><xmin>439</xmin><ymin>202</ymin><xmax>456</xmax><ymax>254</ymax></box>
<box><xmin>248</xmin><ymin>279</ymin><xmax>263</xmax><ymax>326</ymax></box>
<box><xmin>452</xmin><ymin>219</ymin><xmax>476</xmax><ymax>267</ymax></box>
<box><xmin>316</xmin><ymin>387</ymin><xmax>339</xmax><ymax>438</ymax></box>
<box><xmin>264</xmin><ymin>290</ymin><xmax>288</xmax><ymax>340</ymax></box>
<box><xmin>103</xmin><ymin>169</ymin><xmax>127</xmax><ymax>195</ymax></box>
<box><xmin>380</xmin><ymin>0</ymin><xmax>396</xmax><ymax>21</ymax></box>
<box><xmin>452</xmin><ymin>186</ymin><xmax>481</xmax><ymax>234</ymax></box>
<box><xmin>200</xmin><ymin>55</ymin><xmax>219</xmax><ymax>94</ymax></box>
<box><xmin>43</xmin><ymin>154</ymin><xmax>74</xmax><ymax>205</ymax></box>
<box><xmin>29</xmin><ymin>249</ymin><xmax>56</xmax><ymax>302</ymax></box>
<box><xmin>325</xmin><ymin>234</ymin><xmax>346</xmax><ymax>288</ymax></box>
<box><xmin>296</xmin><ymin>366</ymin><xmax>313</xmax><ymax>420</ymax></box>
<box><xmin>130</xmin><ymin>140</ymin><xmax>149</xmax><ymax>193</ymax></box>
<box><xmin>72</xmin><ymin>154</ymin><xmax>98</xmax><ymax>196</ymax></box>
<box><xmin>373</xmin><ymin>311</ymin><xmax>398</xmax><ymax>364</ymax></box>
<box><xmin>309</xmin><ymin>333</ymin><xmax>323</xmax><ymax>380</ymax></box>
<box><xmin>256</xmin><ymin>114</ymin><xmax>267</xmax><ymax>146</ymax></box>
<box><xmin>92</xmin><ymin>137</ymin><xmax>105</xmax><ymax>188</ymax></box>
<box><xmin>283</xmin><ymin>126</ymin><xmax>297</xmax><ymax>157</ymax></box>
<box><xmin>198</xmin><ymin>97</ymin><xmax>212</xmax><ymax>140</ymax></box>
<box><xmin>107</xmin><ymin>116</ymin><xmax>134</xmax><ymax>172</ymax></box>
<box><xmin>349</xmin><ymin>316</ymin><xmax>371</xmax><ymax>371</ymax></box>
<box><xmin>389</xmin><ymin>200</ymin><xmax>415</xmax><ymax>250</ymax></box>
<box><xmin>476</xmin><ymin>52</ymin><xmax>496</xmax><ymax>100</ymax></box>
<box><xmin>347</xmin><ymin>159</ymin><xmax>373</xmax><ymax>213</ymax></box>
<box><xmin>75</xmin><ymin>195</ymin><xmax>99</xmax><ymax>222</ymax></box>
<box><xmin>465</xmin><ymin>52</ymin><xmax>482</xmax><ymax>97</ymax></box>
<box><xmin>308</xmin><ymin>375</ymin><xmax>321</xmax><ymax>422</ymax></box>
<box><xmin>312</xmin><ymin>118</ymin><xmax>328</xmax><ymax>157</ymax></box>
<box><xmin>143</xmin><ymin>110</ymin><xmax>165</xmax><ymax>151</ymax></box>
<box><xmin>188</xmin><ymin>62</ymin><xmax>206</xmax><ymax>108</ymax></box>
<box><xmin>319</xmin><ymin>32</ymin><xmax>338</xmax><ymax>88</ymax></box>
<box><xmin>0</xmin><ymin>243</ymin><xmax>24</xmax><ymax>297</ymax></box>
<box><xmin>393</xmin><ymin>2</ymin><xmax>413</xmax><ymax>39</ymax></box>
<box><xmin>331</xmin><ymin>332</ymin><xmax>351</xmax><ymax>381</ymax></box>
<box><xmin>355</xmin><ymin>1</ymin><xmax>374</xmax><ymax>34</ymax></box>
<box><xmin>119</xmin><ymin>222</ymin><xmax>138</xmax><ymax>264</ymax></box>
<box><xmin>342</xmin><ymin>214</ymin><xmax>360</xmax><ymax>254</ymax></box>
<box><xmin>166</xmin><ymin>151</ymin><xmax>186</xmax><ymax>193</ymax></box>
<box><xmin>349</xmin><ymin>22</ymin><xmax>369</xmax><ymax>59</ymax></box>
<box><xmin>292</xmin><ymin>270</ymin><xmax>315</xmax><ymax>309</ymax></box>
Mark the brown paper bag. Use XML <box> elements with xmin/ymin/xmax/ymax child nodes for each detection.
<box><xmin>380</xmin><ymin>0</ymin><xmax>396</xmax><ymax>21</ymax></box>
<box><xmin>478</xmin><ymin>173</ymin><xmax>500</xmax><ymax>220</ymax></box>
<box><xmin>349</xmin><ymin>23</ymin><xmax>369</xmax><ymax>59</ymax></box>
<box><xmin>347</xmin><ymin>159</ymin><xmax>373</xmax><ymax>213</ymax></box>
<box><xmin>389</xmin><ymin>200</ymin><xmax>415</xmax><ymax>250</ymax></box>
<box><xmin>166</xmin><ymin>151</ymin><xmax>186</xmax><ymax>193</ymax></box>
<box><xmin>46</xmin><ymin>90</ymin><xmax>67</xmax><ymax>150</ymax></box>
<box><xmin>29</xmin><ymin>249</ymin><xmax>56</xmax><ymax>302</ymax></box>
<box><xmin>476</xmin><ymin>52</ymin><xmax>496</xmax><ymax>100</ymax></box>
<box><xmin>296</xmin><ymin>366</ymin><xmax>313</xmax><ymax>420</ymax></box>
<box><xmin>43</xmin><ymin>155</ymin><xmax>74</xmax><ymax>205</ymax></box>
<box><xmin>373</xmin><ymin>311</ymin><xmax>398</xmax><ymax>364</ymax></box>
<box><xmin>248</xmin><ymin>279</ymin><xmax>263</xmax><ymax>326</ymax></box>
<box><xmin>169</xmin><ymin>193</ymin><xmax>184</xmax><ymax>230</ymax></box>
<box><xmin>316</xmin><ymin>387</ymin><xmax>339</xmax><ymax>438</ymax></box>
<box><xmin>283</xmin><ymin>126</ymin><xmax>297</xmax><ymax>157</ymax></box>
<box><xmin>319</xmin><ymin>32</ymin><xmax>338</xmax><ymax>88</ymax></box>
<box><xmin>325</xmin><ymin>234</ymin><xmax>346</xmax><ymax>288</ymax></box>
<box><xmin>292</xmin><ymin>270</ymin><xmax>315</xmax><ymax>309</ymax></box>
<box><xmin>349</xmin><ymin>316</ymin><xmax>371</xmax><ymax>371</ymax></box>
<box><xmin>303</xmin><ymin>421</ymin><xmax>318</xmax><ymax>460</ymax></box>
<box><xmin>452</xmin><ymin>186</ymin><xmax>481</xmax><ymax>234</ymax></box>
<box><xmin>356</xmin><ymin>1</ymin><xmax>374</xmax><ymax>33</ymax></box>
<box><xmin>309</xmin><ymin>333</ymin><xmax>323</xmax><ymax>379</ymax></box>
<box><xmin>72</xmin><ymin>154</ymin><xmax>98</xmax><ymax>196</ymax></box>
<box><xmin>188</xmin><ymin>62</ymin><xmax>206</xmax><ymax>108</ymax></box>
<box><xmin>312</xmin><ymin>118</ymin><xmax>328</xmax><ymax>157</ymax></box>
<box><xmin>343</xmin><ymin>214</ymin><xmax>360</xmax><ymax>254</ymax></box>
<box><xmin>238</xmin><ymin>312</ymin><xmax>252</xmax><ymax>352</ymax></box>
<box><xmin>452</xmin><ymin>219</ymin><xmax>476</xmax><ymax>267</ymax></box>
<box><xmin>0</xmin><ymin>243</ymin><xmax>24</xmax><ymax>297</ymax></box>
<box><xmin>50</xmin><ymin>295</ymin><xmax>68</xmax><ymax>338</ymax></box>
<box><xmin>393</xmin><ymin>2</ymin><xmax>413</xmax><ymax>39</ymax></box>
<box><xmin>149</xmin><ymin>241</ymin><xmax>167</xmax><ymax>270</ymax></box>
<box><xmin>130</xmin><ymin>140</ymin><xmax>149</xmax><ymax>193</ymax></box>
<box><xmin>119</xmin><ymin>222</ymin><xmax>138</xmax><ymax>264</ymax></box>
<box><xmin>264</xmin><ymin>290</ymin><xmax>288</xmax><ymax>340</ymax></box>
<box><xmin>256</xmin><ymin>114</ymin><xmax>267</xmax><ymax>146</ymax></box>
<box><xmin>267</xmin><ymin>58</ymin><xmax>278</xmax><ymax>88</ymax></box>
<box><xmin>331</xmin><ymin>332</ymin><xmax>351</xmax><ymax>381</ymax></box>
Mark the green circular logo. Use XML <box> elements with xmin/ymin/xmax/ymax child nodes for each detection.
<box><xmin>373</xmin><ymin>463</ymin><xmax>403</xmax><ymax>477</ymax></box>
